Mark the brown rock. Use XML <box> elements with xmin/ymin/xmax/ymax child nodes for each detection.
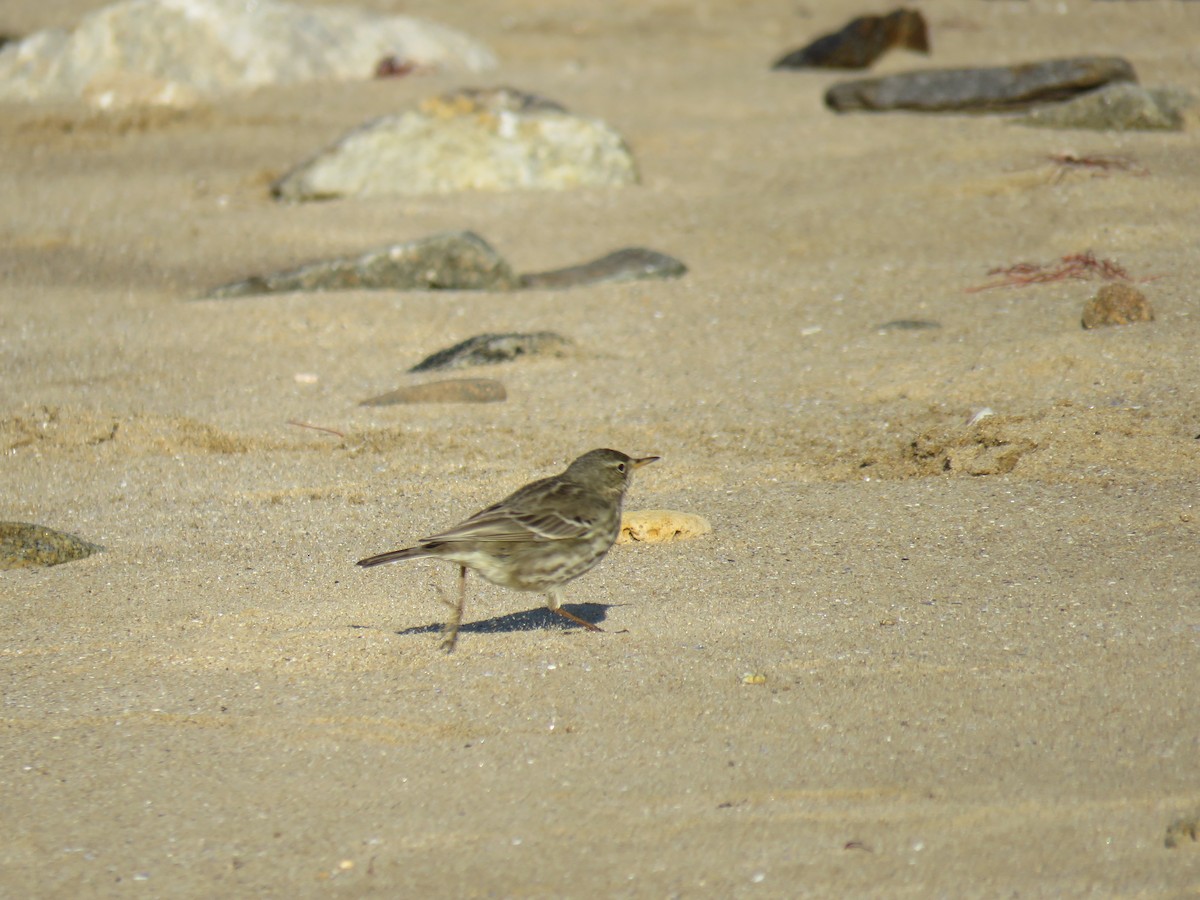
<box><xmin>359</xmin><ymin>378</ymin><xmax>506</xmax><ymax>406</ymax></box>
<box><xmin>1081</xmin><ymin>283</ymin><xmax>1154</xmax><ymax>329</ymax></box>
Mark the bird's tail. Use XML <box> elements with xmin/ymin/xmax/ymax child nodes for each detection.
<box><xmin>356</xmin><ymin>546</ymin><xmax>429</xmax><ymax>568</ymax></box>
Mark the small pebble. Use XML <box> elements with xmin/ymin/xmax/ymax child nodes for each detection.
<box><xmin>1165</xmin><ymin>814</ymin><xmax>1199</xmax><ymax>849</ymax></box>
<box><xmin>875</xmin><ymin>319</ymin><xmax>940</xmax><ymax>332</ymax></box>
<box><xmin>1081</xmin><ymin>283</ymin><xmax>1154</xmax><ymax>329</ymax></box>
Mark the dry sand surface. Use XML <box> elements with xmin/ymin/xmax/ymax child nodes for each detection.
<box><xmin>3</xmin><ymin>0</ymin><xmax>1200</xmax><ymax>895</ymax></box>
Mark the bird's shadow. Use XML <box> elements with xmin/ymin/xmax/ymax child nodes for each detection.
<box><xmin>351</xmin><ymin>602</ymin><xmax>614</xmax><ymax>638</ymax></box>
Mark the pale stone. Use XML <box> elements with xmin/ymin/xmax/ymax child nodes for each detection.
<box><xmin>0</xmin><ymin>0</ymin><xmax>495</xmax><ymax>105</ymax></box>
<box><xmin>272</xmin><ymin>86</ymin><xmax>638</xmax><ymax>201</ymax></box>
<box><xmin>618</xmin><ymin>510</ymin><xmax>712</xmax><ymax>544</ymax></box>
<box><xmin>1020</xmin><ymin>82</ymin><xmax>1190</xmax><ymax>132</ymax></box>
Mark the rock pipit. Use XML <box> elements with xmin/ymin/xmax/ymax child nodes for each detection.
<box><xmin>357</xmin><ymin>448</ymin><xmax>658</xmax><ymax>651</ymax></box>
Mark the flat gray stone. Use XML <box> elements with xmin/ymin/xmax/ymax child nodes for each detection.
<box><xmin>0</xmin><ymin>0</ymin><xmax>494</xmax><ymax>105</ymax></box>
<box><xmin>204</xmin><ymin>233</ymin><xmax>685</xmax><ymax>298</ymax></box>
<box><xmin>205</xmin><ymin>232</ymin><xmax>516</xmax><ymax>298</ymax></box>
<box><xmin>518</xmin><ymin>248</ymin><xmax>686</xmax><ymax>289</ymax></box>
<box><xmin>826</xmin><ymin>56</ymin><xmax>1136</xmax><ymax>113</ymax></box>
<box><xmin>1019</xmin><ymin>82</ymin><xmax>1190</xmax><ymax>131</ymax></box>
<box><xmin>272</xmin><ymin>86</ymin><xmax>638</xmax><ymax>201</ymax></box>
<box><xmin>0</xmin><ymin>522</ymin><xmax>102</xmax><ymax>570</ymax></box>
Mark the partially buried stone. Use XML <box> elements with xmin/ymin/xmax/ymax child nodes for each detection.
<box><xmin>825</xmin><ymin>56</ymin><xmax>1136</xmax><ymax>113</ymax></box>
<box><xmin>360</xmin><ymin>378</ymin><xmax>506</xmax><ymax>405</ymax></box>
<box><xmin>272</xmin><ymin>85</ymin><xmax>637</xmax><ymax>201</ymax></box>
<box><xmin>1081</xmin><ymin>284</ymin><xmax>1154</xmax><ymax>329</ymax></box>
<box><xmin>410</xmin><ymin>332</ymin><xmax>573</xmax><ymax>373</ymax></box>
<box><xmin>205</xmin><ymin>232</ymin><xmax>516</xmax><ymax>298</ymax></box>
<box><xmin>875</xmin><ymin>319</ymin><xmax>941</xmax><ymax>331</ymax></box>
<box><xmin>1018</xmin><ymin>82</ymin><xmax>1189</xmax><ymax>132</ymax></box>
<box><xmin>772</xmin><ymin>8</ymin><xmax>929</xmax><ymax>70</ymax></box>
<box><xmin>205</xmin><ymin>236</ymin><xmax>684</xmax><ymax>298</ymax></box>
<box><xmin>0</xmin><ymin>522</ymin><xmax>102</xmax><ymax>570</ymax></box>
<box><xmin>517</xmin><ymin>248</ymin><xmax>686</xmax><ymax>289</ymax></box>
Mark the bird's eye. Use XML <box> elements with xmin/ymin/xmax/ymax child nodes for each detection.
<box><xmin>616</xmin><ymin>463</ymin><xmax>627</xmax><ymax>473</ymax></box>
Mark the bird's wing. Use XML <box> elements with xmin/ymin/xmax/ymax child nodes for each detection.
<box><xmin>422</xmin><ymin>479</ymin><xmax>598</xmax><ymax>544</ymax></box>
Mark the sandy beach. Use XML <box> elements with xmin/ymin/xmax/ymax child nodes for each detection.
<box><xmin>3</xmin><ymin>0</ymin><xmax>1199</xmax><ymax>895</ymax></box>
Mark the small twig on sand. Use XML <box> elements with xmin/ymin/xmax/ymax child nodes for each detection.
<box><xmin>1047</xmin><ymin>151</ymin><xmax>1148</xmax><ymax>182</ymax></box>
<box><xmin>966</xmin><ymin>251</ymin><xmax>1134</xmax><ymax>293</ymax></box>
<box><xmin>287</xmin><ymin>420</ymin><xmax>345</xmax><ymax>438</ymax></box>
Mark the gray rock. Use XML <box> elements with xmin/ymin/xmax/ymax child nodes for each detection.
<box><xmin>360</xmin><ymin>378</ymin><xmax>507</xmax><ymax>405</ymax></box>
<box><xmin>826</xmin><ymin>56</ymin><xmax>1136</xmax><ymax>113</ymax></box>
<box><xmin>1019</xmin><ymin>82</ymin><xmax>1190</xmax><ymax>131</ymax></box>
<box><xmin>874</xmin><ymin>319</ymin><xmax>941</xmax><ymax>332</ymax></box>
<box><xmin>272</xmin><ymin>86</ymin><xmax>638</xmax><ymax>201</ymax></box>
<box><xmin>204</xmin><ymin>233</ymin><xmax>684</xmax><ymax>297</ymax></box>
<box><xmin>0</xmin><ymin>522</ymin><xmax>102</xmax><ymax>570</ymax></box>
<box><xmin>0</xmin><ymin>0</ymin><xmax>494</xmax><ymax>105</ymax></box>
<box><xmin>206</xmin><ymin>232</ymin><xmax>516</xmax><ymax>297</ymax></box>
<box><xmin>409</xmin><ymin>333</ymin><xmax>573</xmax><ymax>373</ymax></box>
<box><xmin>518</xmin><ymin>248</ymin><xmax>686</xmax><ymax>289</ymax></box>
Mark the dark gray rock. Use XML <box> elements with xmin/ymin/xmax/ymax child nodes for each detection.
<box><xmin>826</xmin><ymin>56</ymin><xmax>1136</xmax><ymax>113</ymax></box>
<box><xmin>409</xmin><ymin>333</ymin><xmax>573</xmax><ymax>373</ymax></box>
<box><xmin>517</xmin><ymin>248</ymin><xmax>687</xmax><ymax>289</ymax></box>
<box><xmin>206</xmin><ymin>232</ymin><xmax>516</xmax><ymax>298</ymax></box>
<box><xmin>0</xmin><ymin>522</ymin><xmax>102</xmax><ymax>570</ymax></box>
<box><xmin>773</xmin><ymin>8</ymin><xmax>929</xmax><ymax>70</ymax></box>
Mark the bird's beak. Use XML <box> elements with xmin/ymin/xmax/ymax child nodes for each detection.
<box><xmin>632</xmin><ymin>456</ymin><xmax>660</xmax><ymax>469</ymax></box>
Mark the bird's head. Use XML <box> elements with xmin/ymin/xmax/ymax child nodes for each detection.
<box><xmin>565</xmin><ymin>448</ymin><xmax>659</xmax><ymax>494</ymax></box>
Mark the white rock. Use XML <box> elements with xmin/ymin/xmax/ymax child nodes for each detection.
<box><xmin>0</xmin><ymin>0</ymin><xmax>495</xmax><ymax>105</ymax></box>
<box><xmin>273</xmin><ymin>86</ymin><xmax>638</xmax><ymax>200</ymax></box>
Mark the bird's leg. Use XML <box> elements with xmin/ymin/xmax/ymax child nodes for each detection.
<box><xmin>439</xmin><ymin>566</ymin><xmax>468</xmax><ymax>652</ymax></box>
<box><xmin>545</xmin><ymin>589</ymin><xmax>603</xmax><ymax>633</ymax></box>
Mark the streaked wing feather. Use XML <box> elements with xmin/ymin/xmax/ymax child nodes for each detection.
<box><xmin>420</xmin><ymin>479</ymin><xmax>597</xmax><ymax>544</ymax></box>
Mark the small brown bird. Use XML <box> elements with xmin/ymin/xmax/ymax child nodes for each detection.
<box><xmin>357</xmin><ymin>448</ymin><xmax>658</xmax><ymax>651</ymax></box>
